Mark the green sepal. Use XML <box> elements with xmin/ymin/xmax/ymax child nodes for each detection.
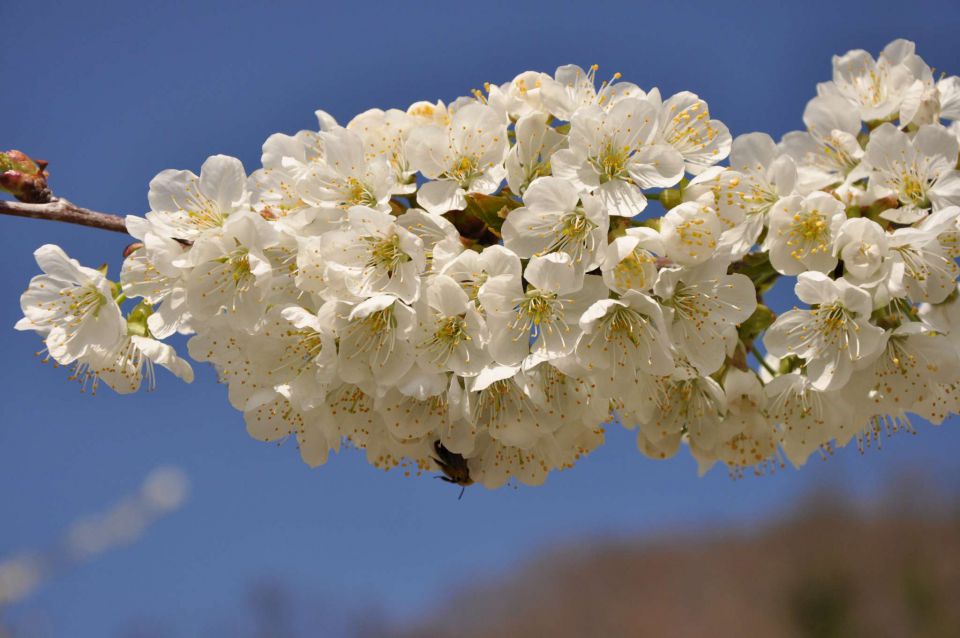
<box><xmin>728</xmin><ymin>251</ymin><xmax>780</xmax><ymax>296</ymax></box>
<box><xmin>778</xmin><ymin>354</ymin><xmax>803</xmax><ymax>375</ymax></box>
<box><xmin>465</xmin><ymin>193</ymin><xmax>521</xmax><ymax>234</ymax></box>
<box><xmin>737</xmin><ymin>304</ymin><xmax>775</xmax><ymax>345</ymax></box>
<box><xmin>125</xmin><ymin>300</ymin><xmax>154</xmax><ymax>338</ymax></box>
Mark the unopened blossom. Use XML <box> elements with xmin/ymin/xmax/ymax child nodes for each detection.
<box><xmin>833</xmin><ymin>218</ymin><xmax>890</xmax><ymax>286</ymax></box>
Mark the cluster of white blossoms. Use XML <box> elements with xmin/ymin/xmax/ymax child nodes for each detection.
<box><xmin>15</xmin><ymin>40</ymin><xmax>960</xmax><ymax>487</ymax></box>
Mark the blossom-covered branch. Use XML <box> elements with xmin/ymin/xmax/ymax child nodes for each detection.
<box><xmin>10</xmin><ymin>42</ymin><xmax>960</xmax><ymax>490</ymax></box>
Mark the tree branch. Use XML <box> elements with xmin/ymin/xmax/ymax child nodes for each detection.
<box><xmin>0</xmin><ymin>197</ymin><xmax>128</xmax><ymax>234</ymax></box>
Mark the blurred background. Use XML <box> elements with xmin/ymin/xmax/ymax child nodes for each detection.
<box><xmin>1</xmin><ymin>1</ymin><xmax>959</xmax><ymax>636</ymax></box>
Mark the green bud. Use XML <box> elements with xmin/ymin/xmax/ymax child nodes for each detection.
<box><xmin>0</xmin><ymin>150</ymin><xmax>51</xmax><ymax>203</ymax></box>
<box><xmin>125</xmin><ymin>300</ymin><xmax>154</xmax><ymax>337</ymax></box>
<box><xmin>778</xmin><ymin>354</ymin><xmax>803</xmax><ymax>375</ymax></box>
<box><xmin>658</xmin><ymin>188</ymin><xmax>683</xmax><ymax>211</ymax></box>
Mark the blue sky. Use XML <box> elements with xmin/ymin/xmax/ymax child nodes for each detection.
<box><xmin>2</xmin><ymin>0</ymin><xmax>960</xmax><ymax>635</ymax></box>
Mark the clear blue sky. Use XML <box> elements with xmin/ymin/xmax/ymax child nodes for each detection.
<box><xmin>2</xmin><ymin>1</ymin><xmax>960</xmax><ymax>635</ymax></box>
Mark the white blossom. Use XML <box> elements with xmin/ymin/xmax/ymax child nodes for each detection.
<box><xmin>16</xmin><ymin>245</ymin><xmax>124</xmax><ymax>365</ymax></box>
<box><xmin>297</xmin><ymin>127</ymin><xmax>396</xmax><ymax>211</ymax></box>
<box><xmin>501</xmin><ymin>176</ymin><xmax>608</xmax><ymax>273</ymax></box>
<box><xmin>764</xmin><ymin>192</ymin><xmax>846</xmax><ymax>275</ymax></box>
<box><xmin>765</xmin><ymin>272</ymin><xmax>885</xmax><ymax>390</ymax></box>
<box><xmin>863</xmin><ymin>123</ymin><xmax>960</xmax><ymax>223</ymax></box>
<box><xmin>405</xmin><ymin>103</ymin><xmax>507</xmax><ymax>214</ymax></box>
<box><xmin>551</xmin><ymin>98</ymin><xmax>684</xmax><ymax>217</ymax></box>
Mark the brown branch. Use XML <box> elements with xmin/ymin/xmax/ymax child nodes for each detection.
<box><xmin>0</xmin><ymin>197</ymin><xmax>128</xmax><ymax>234</ymax></box>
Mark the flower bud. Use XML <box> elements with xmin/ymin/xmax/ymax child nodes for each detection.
<box><xmin>0</xmin><ymin>150</ymin><xmax>51</xmax><ymax>203</ymax></box>
<box><xmin>123</xmin><ymin>242</ymin><xmax>144</xmax><ymax>259</ymax></box>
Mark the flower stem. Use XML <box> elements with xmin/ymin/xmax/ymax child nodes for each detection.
<box><xmin>749</xmin><ymin>342</ymin><xmax>777</xmax><ymax>377</ymax></box>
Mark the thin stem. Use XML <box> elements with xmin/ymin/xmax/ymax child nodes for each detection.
<box><xmin>749</xmin><ymin>342</ymin><xmax>777</xmax><ymax>377</ymax></box>
<box><xmin>0</xmin><ymin>197</ymin><xmax>128</xmax><ymax>234</ymax></box>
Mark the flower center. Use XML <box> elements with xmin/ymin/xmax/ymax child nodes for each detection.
<box><xmin>364</xmin><ymin>233</ymin><xmax>410</xmax><ymax>277</ymax></box>
<box><xmin>601</xmin><ymin>306</ymin><xmax>650</xmax><ymax>348</ymax></box>
<box><xmin>345</xmin><ymin>307</ymin><xmax>398</xmax><ymax>359</ymax></box>
<box><xmin>421</xmin><ymin>314</ymin><xmax>470</xmax><ymax>365</ymax></box>
<box><xmin>513</xmin><ymin>290</ymin><xmax>561</xmax><ymax>337</ymax></box>
<box><xmin>284</xmin><ymin>328</ymin><xmax>326</xmax><ymax>370</ymax></box>
<box><xmin>787</xmin><ymin>209</ymin><xmax>830</xmax><ymax>260</ymax></box>
<box><xmin>346</xmin><ymin>177</ymin><xmax>377</xmax><ymax>207</ymax></box>
<box><xmin>447</xmin><ymin>155</ymin><xmax>480</xmax><ymax>186</ymax></box>
<box><xmin>613</xmin><ymin>248</ymin><xmax>655</xmax><ymax>291</ymax></box>
<box><xmin>896</xmin><ymin>169</ymin><xmax>931</xmax><ymax>208</ymax></box>
<box><xmin>592</xmin><ymin>140</ymin><xmax>631</xmax><ymax>182</ymax></box>
<box><xmin>541</xmin><ymin>209</ymin><xmax>598</xmax><ymax>263</ymax></box>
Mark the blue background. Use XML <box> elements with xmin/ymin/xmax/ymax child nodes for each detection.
<box><xmin>2</xmin><ymin>1</ymin><xmax>959</xmax><ymax>635</ymax></box>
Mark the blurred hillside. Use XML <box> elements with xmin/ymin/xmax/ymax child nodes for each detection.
<box><xmin>386</xmin><ymin>485</ymin><xmax>960</xmax><ymax>638</ymax></box>
<box><xmin>5</xmin><ymin>477</ymin><xmax>959</xmax><ymax>638</ymax></box>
